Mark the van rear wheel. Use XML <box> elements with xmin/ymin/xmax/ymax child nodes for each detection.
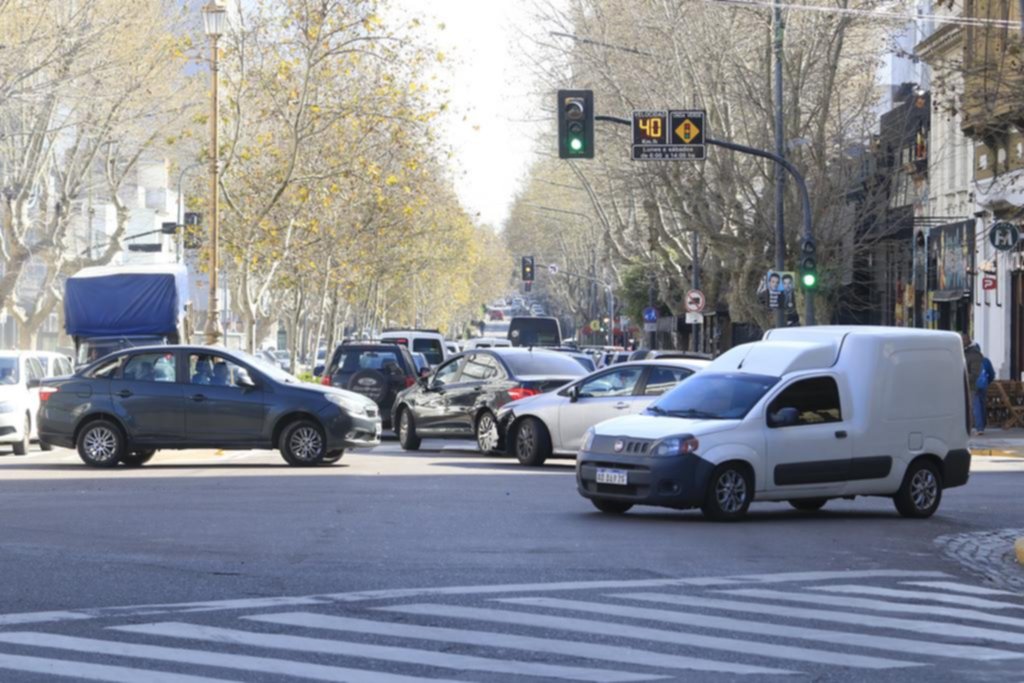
<box><xmin>789</xmin><ymin>498</ymin><xmax>827</xmax><ymax>512</ymax></box>
<box><xmin>894</xmin><ymin>459</ymin><xmax>942</xmax><ymax>518</ymax></box>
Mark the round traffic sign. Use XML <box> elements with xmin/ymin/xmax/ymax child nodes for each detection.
<box><xmin>990</xmin><ymin>222</ymin><xmax>1020</xmax><ymax>252</ymax></box>
<box><xmin>685</xmin><ymin>289</ymin><xmax>705</xmax><ymax>313</ymax></box>
<box><xmin>642</xmin><ymin>306</ymin><xmax>658</xmax><ymax>323</ymax></box>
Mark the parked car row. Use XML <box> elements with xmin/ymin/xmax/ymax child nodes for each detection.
<box><xmin>0</xmin><ymin>350</ymin><xmax>73</xmax><ymax>455</ymax></box>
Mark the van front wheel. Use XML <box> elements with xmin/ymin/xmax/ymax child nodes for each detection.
<box><xmin>894</xmin><ymin>459</ymin><xmax>942</xmax><ymax>518</ymax></box>
<box><xmin>701</xmin><ymin>463</ymin><xmax>753</xmax><ymax>521</ymax></box>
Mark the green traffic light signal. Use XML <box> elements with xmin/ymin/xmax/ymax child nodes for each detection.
<box><xmin>802</xmin><ymin>273</ymin><xmax>817</xmax><ymax>288</ymax></box>
<box><xmin>569</xmin><ymin>137</ymin><xmax>583</xmax><ymax>152</ymax></box>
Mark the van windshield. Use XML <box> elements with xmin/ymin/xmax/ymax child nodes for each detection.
<box><xmin>648</xmin><ymin>372</ymin><xmax>779</xmax><ymax>420</ymax></box>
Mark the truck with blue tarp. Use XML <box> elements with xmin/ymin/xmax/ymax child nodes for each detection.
<box><xmin>64</xmin><ymin>264</ymin><xmax>192</xmax><ymax>365</ymax></box>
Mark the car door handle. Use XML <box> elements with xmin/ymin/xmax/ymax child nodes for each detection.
<box><xmin>116</xmin><ymin>390</ymin><xmax>132</xmax><ymax>398</ymax></box>
<box><xmin>615</xmin><ymin>401</ymin><xmax>630</xmax><ymax>409</ymax></box>
<box><xmin>190</xmin><ymin>394</ymin><xmax>206</xmax><ymax>402</ymax></box>
<box><xmin>835</xmin><ymin>430</ymin><xmax>848</xmax><ymax>439</ymax></box>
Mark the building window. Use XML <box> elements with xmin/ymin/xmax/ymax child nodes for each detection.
<box><xmin>979</xmin><ymin>153</ymin><xmax>988</xmax><ymax>170</ymax></box>
<box><xmin>997</xmin><ymin>147</ymin><xmax>1007</xmax><ymax>164</ymax></box>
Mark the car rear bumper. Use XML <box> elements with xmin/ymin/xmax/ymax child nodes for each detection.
<box><xmin>577</xmin><ymin>451</ymin><xmax>715</xmax><ymax>509</ymax></box>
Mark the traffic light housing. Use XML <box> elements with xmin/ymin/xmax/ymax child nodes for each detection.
<box><xmin>800</xmin><ymin>238</ymin><xmax>818</xmax><ymax>289</ymax></box>
<box><xmin>521</xmin><ymin>255</ymin><xmax>535</xmax><ymax>282</ymax></box>
<box><xmin>557</xmin><ymin>89</ymin><xmax>594</xmax><ymax>159</ymax></box>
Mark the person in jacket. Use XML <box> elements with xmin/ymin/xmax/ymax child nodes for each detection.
<box><xmin>962</xmin><ymin>334</ymin><xmax>994</xmax><ymax>435</ymax></box>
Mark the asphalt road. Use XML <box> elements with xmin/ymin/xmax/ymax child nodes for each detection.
<box><xmin>0</xmin><ymin>440</ymin><xmax>1021</xmax><ymax>682</ymax></box>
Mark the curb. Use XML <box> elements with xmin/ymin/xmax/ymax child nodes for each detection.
<box><xmin>971</xmin><ymin>448</ymin><xmax>1024</xmax><ymax>458</ymax></box>
<box><xmin>1016</xmin><ymin>538</ymin><xmax>1024</xmax><ymax>567</ymax></box>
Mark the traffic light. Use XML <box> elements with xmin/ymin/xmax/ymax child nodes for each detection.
<box><xmin>557</xmin><ymin>89</ymin><xmax>594</xmax><ymax>159</ymax></box>
<box><xmin>521</xmin><ymin>255</ymin><xmax>535</xmax><ymax>282</ymax></box>
<box><xmin>800</xmin><ymin>238</ymin><xmax>818</xmax><ymax>289</ymax></box>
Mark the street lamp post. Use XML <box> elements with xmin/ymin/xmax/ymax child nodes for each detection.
<box><xmin>202</xmin><ymin>1</ymin><xmax>227</xmax><ymax>345</ymax></box>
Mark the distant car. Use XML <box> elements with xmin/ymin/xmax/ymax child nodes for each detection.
<box><xmin>0</xmin><ymin>351</ymin><xmax>48</xmax><ymax>455</ymax></box>
<box><xmin>463</xmin><ymin>337</ymin><xmax>512</xmax><ymax>350</ymax></box>
<box><xmin>38</xmin><ymin>345</ymin><xmax>380</xmax><ymax>467</ymax></box>
<box><xmin>392</xmin><ymin>348</ymin><xmax>588</xmax><ymax>453</ymax></box>
<box><xmin>629</xmin><ymin>349</ymin><xmax>714</xmax><ymax>362</ymax></box>
<box><xmin>32</xmin><ymin>351</ymin><xmax>75</xmax><ymax>378</ymax></box>
<box><xmin>497</xmin><ymin>359</ymin><xmax>708</xmax><ymax>466</ymax></box>
<box><xmin>273</xmin><ymin>350</ymin><xmax>291</xmax><ymax>370</ymax></box>
<box><xmin>380</xmin><ymin>329</ymin><xmax>448</xmax><ymax>367</ymax></box>
<box><xmin>445</xmin><ymin>341</ymin><xmax>461</xmax><ymax>356</ymax></box>
<box><xmin>508</xmin><ymin>316</ymin><xmax>561</xmax><ymax>347</ymax></box>
<box><xmin>321</xmin><ymin>344</ymin><xmax>420</xmax><ymax>429</ymax></box>
<box><xmin>599</xmin><ymin>351</ymin><xmax>631</xmax><ymax>367</ymax></box>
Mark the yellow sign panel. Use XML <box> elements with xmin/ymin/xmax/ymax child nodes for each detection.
<box><xmin>675</xmin><ymin>119</ymin><xmax>700</xmax><ymax>144</ymax></box>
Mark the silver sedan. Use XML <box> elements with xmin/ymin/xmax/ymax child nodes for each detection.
<box><xmin>496</xmin><ymin>359</ymin><xmax>709</xmax><ymax>466</ymax></box>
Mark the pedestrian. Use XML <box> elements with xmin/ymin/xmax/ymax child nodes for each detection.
<box><xmin>962</xmin><ymin>334</ymin><xmax>994</xmax><ymax>435</ymax></box>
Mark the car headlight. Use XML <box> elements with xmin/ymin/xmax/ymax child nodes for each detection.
<box><xmin>0</xmin><ymin>401</ymin><xmax>15</xmax><ymax>414</ymax></box>
<box><xmin>582</xmin><ymin>427</ymin><xmax>596</xmax><ymax>451</ymax></box>
<box><xmin>324</xmin><ymin>393</ymin><xmax>367</xmax><ymax>414</ymax></box>
<box><xmin>651</xmin><ymin>435</ymin><xmax>700</xmax><ymax>457</ymax></box>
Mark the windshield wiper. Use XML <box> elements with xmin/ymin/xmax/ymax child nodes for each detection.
<box><xmin>666</xmin><ymin>408</ymin><xmax>719</xmax><ymax>419</ymax></box>
<box><xmin>647</xmin><ymin>405</ymin><xmax>669</xmax><ymax>416</ymax></box>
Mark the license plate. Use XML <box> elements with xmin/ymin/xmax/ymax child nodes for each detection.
<box><xmin>596</xmin><ymin>468</ymin><xmax>628</xmax><ymax>486</ymax></box>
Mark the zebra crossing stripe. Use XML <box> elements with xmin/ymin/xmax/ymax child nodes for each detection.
<box><xmin>504</xmin><ymin>597</ymin><xmax>1020</xmax><ymax>662</ymax></box>
<box><xmin>113</xmin><ymin>621</ymin><xmax>658</xmax><ymax>683</ymax></box>
<box><xmin>721</xmin><ymin>589</ymin><xmax>1024</xmax><ymax>630</ymax></box>
<box><xmin>900</xmin><ymin>581</ymin><xmax>1017</xmax><ymax>596</ymax></box>
<box><xmin>0</xmin><ymin>632</ymin><xmax>459</xmax><ymax>683</ymax></box>
<box><xmin>0</xmin><ymin>651</ymin><xmax>236</xmax><ymax>683</ymax></box>
<box><xmin>727</xmin><ymin>570</ymin><xmax>949</xmax><ymax>584</ymax></box>
<box><xmin>248</xmin><ymin>611</ymin><xmax>812</xmax><ymax>674</ymax></box>
<box><xmin>620</xmin><ymin>593</ymin><xmax>1024</xmax><ymax>647</ymax></box>
<box><xmin>809</xmin><ymin>585</ymin><xmax>1023</xmax><ymax>610</ymax></box>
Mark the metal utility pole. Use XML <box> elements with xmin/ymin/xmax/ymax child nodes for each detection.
<box><xmin>772</xmin><ymin>0</ymin><xmax>786</xmax><ymax>329</ymax></box>
<box><xmin>202</xmin><ymin>1</ymin><xmax>227</xmax><ymax>346</ymax></box>
<box><xmin>691</xmin><ymin>231</ymin><xmax>701</xmax><ymax>352</ymax></box>
<box><xmin>647</xmin><ymin>275</ymin><xmax>657</xmax><ymax>350</ymax></box>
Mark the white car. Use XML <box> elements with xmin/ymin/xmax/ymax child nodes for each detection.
<box><xmin>463</xmin><ymin>337</ymin><xmax>513</xmax><ymax>350</ymax></box>
<box><xmin>32</xmin><ymin>351</ymin><xmax>74</xmax><ymax>377</ymax></box>
<box><xmin>380</xmin><ymin>329</ymin><xmax>448</xmax><ymax>367</ymax></box>
<box><xmin>497</xmin><ymin>359</ymin><xmax>709</xmax><ymax>466</ymax></box>
<box><xmin>576</xmin><ymin>327</ymin><xmax>971</xmax><ymax>520</ymax></box>
<box><xmin>445</xmin><ymin>341</ymin><xmax>461</xmax><ymax>356</ymax></box>
<box><xmin>0</xmin><ymin>352</ymin><xmax>48</xmax><ymax>454</ymax></box>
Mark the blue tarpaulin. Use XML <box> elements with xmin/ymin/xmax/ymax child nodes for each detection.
<box><xmin>64</xmin><ymin>265</ymin><xmax>189</xmax><ymax>337</ymax></box>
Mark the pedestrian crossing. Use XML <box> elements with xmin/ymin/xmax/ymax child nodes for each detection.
<box><xmin>0</xmin><ymin>569</ymin><xmax>1019</xmax><ymax>681</ymax></box>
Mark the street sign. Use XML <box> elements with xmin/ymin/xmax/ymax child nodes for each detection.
<box><xmin>982</xmin><ymin>275</ymin><xmax>998</xmax><ymax>291</ymax></box>
<box><xmin>685</xmin><ymin>312</ymin><xmax>702</xmax><ymax>324</ymax></box>
<box><xmin>631</xmin><ymin>109</ymin><xmax>706</xmax><ymax>161</ymax></box>
<box><xmin>643</xmin><ymin>322</ymin><xmax>657</xmax><ymax>332</ymax></box>
<box><xmin>589</xmin><ymin>319</ymin><xmax>600</xmax><ymax>331</ymax></box>
<box><xmin>989</xmin><ymin>222</ymin><xmax>1020</xmax><ymax>251</ymax></box>
<box><xmin>642</xmin><ymin>306</ymin><xmax>658</xmax><ymax>323</ymax></box>
<box><xmin>684</xmin><ymin>289</ymin><xmax>705</xmax><ymax>313</ymax></box>
<box><xmin>548</xmin><ymin>263</ymin><xmax>559</xmax><ymax>274</ymax></box>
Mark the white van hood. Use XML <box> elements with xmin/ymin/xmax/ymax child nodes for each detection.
<box><xmin>592</xmin><ymin>413</ymin><xmax>739</xmax><ymax>440</ymax></box>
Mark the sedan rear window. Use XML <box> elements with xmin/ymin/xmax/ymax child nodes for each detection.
<box><xmin>412</xmin><ymin>339</ymin><xmax>444</xmax><ymax>365</ymax></box>
<box><xmin>337</xmin><ymin>350</ymin><xmax>408</xmax><ymax>375</ymax></box>
<box><xmin>502</xmin><ymin>353</ymin><xmax>588</xmax><ymax>377</ymax></box>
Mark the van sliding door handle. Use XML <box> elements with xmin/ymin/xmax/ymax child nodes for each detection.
<box><xmin>835</xmin><ymin>430</ymin><xmax>848</xmax><ymax>439</ymax></box>
<box><xmin>116</xmin><ymin>390</ymin><xmax>132</xmax><ymax>398</ymax></box>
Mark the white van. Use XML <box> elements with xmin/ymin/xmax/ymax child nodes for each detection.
<box><xmin>463</xmin><ymin>337</ymin><xmax>512</xmax><ymax>350</ymax></box>
<box><xmin>379</xmin><ymin>329</ymin><xmax>448</xmax><ymax>367</ymax></box>
<box><xmin>577</xmin><ymin>327</ymin><xmax>970</xmax><ymax>520</ymax></box>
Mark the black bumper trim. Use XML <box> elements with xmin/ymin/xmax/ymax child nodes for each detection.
<box><xmin>943</xmin><ymin>449</ymin><xmax>971</xmax><ymax>488</ymax></box>
<box><xmin>577</xmin><ymin>451</ymin><xmax>715</xmax><ymax>510</ymax></box>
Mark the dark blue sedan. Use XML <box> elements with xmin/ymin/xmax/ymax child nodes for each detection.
<box><xmin>37</xmin><ymin>345</ymin><xmax>381</xmax><ymax>467</ymax></box>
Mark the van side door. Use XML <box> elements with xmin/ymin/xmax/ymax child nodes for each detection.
<box><xmin>763</xmin><ymin>375</ymin><xmax>851</xmax><ymax>497</ymax></box>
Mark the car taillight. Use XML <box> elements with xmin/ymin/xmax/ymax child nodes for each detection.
<box><xmin>404</xmin><ymin>376</ymin><xmax>415</xmax><ymax>388</ymax></box>
<box><xmin>321</xmin><ymin>376</ymin><xmax>332</xmax><ymax>386</ymax></box>
<box><xmin>507</xmin><ymin>387</ymin><xmax>539</xmax><ymax>401</ymax></box>
<box><xmin>39</xmin><ymin>387</ymin><xmax>59</xmax><ymax>401</ymax></box>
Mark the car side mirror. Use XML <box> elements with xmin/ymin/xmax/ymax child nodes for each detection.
<box><xmin>27</xmin><ymin>378</ymin><xmax>40</xmax><ymax>389</ymax></box>
<box><xmin>769</xmin><ymin>406</ymin><xmax>800</xmax><ymax>428</ymax></box>
<box><xmin>569</xmin><ymin>385</ymin><xmax>581</xmax><ymax>403</ymax></box>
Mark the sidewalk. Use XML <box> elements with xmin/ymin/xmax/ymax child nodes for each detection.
<box><xmin>970</xmin><ymin>428</ymin><xmax>1024</xmax><ymax>457</ymax></box>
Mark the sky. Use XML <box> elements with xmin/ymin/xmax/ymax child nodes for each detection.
<box><xmin>389</xmin><ymin>0</ymin><xmax>549</xmax><ymax>229</ymax></box>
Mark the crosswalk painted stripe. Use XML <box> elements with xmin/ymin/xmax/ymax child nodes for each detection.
<box><xmin>113</xmin><ymin>621</ymin><xmax>657</xmax><ymax>683</ymax></box>
<box><xmin>900</xmin><ymin>581</ymin><xmax>1017</xmax><ymax>596</ymax></box>
<box><xmin>721</xmin><ymin>589</ymin><xmax>1024</xmax><ymax>630</ymax></box>
<box><xmin>503</xmin><ymin>597</ymin><xmax>1020</xmax><ymax>662</ymax></box>
<box><xmin>381</xmin><ymin>603</ymin><xmax>841</xmax><ymax>674</ymax></box>
<box><xmin>810</xmin><ymin>584</ymin><xmax>1023</xmax><ymax>610</ymax></box>
<box><xmin>0</xmin><ymin>651</ymin><xmax>236</xmax><ymax>683</ymax></box>
<box><xmin>248</xmin><ymin>611</ymin><xmax>829</xmax><ymax>674</ymax></box>
<box><xmin>727</xmin><ymin>570</ymin><xmax>949</xmax><ymax>584</ymax></box>
<box><xmin>0</xmin><ymin>632</ymin><xmax>457</xmax><ymax>683</ymax></box>
<box><xmin>619</xmin><ymin>592</ymin><xmax>1024</xmax><ymax>646</ymax></box>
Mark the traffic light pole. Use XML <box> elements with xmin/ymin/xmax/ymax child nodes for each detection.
<box><xmin>594</xmin><ymin>115</ymin><xmax>815</xmax><ymax>325</ymax></box>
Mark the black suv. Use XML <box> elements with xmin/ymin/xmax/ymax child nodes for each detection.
<box><xmin>321</xmin><ymin>344</ymin><xmax>420</xmax><ymax>429</ymax></box>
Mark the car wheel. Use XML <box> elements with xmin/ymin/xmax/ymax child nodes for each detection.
<box><xmin>39</xmin><ymin>441</ymin><xmax>54</xmax><ymax>451</ymax></box>
<box><xmin>121</xmin><ymin>450</ymin><xmax>156</xmax><ymax>467</ymax></box>
<box><xmin>894</xmin><ymin>458</ymin><xmax>942</xmax><ymax>518</ymax></box>
<box><xmin>514</xmin><ymin>417</ymin><xmax>551</xmax><ymax>466</ymax></box>
<box><xmin>76</xmin><ymin>419</ymin><xmax>125</xmax><ymax>468</ymax></box>
<box><xmin>12</xmin><ymin>415</ymin><xmax>29</xmax><ymax>455</ymax></box>
<box><xmin>475</xmin><ymin>410</ymin><xmax>501</xmax><ymax>454</ymax></box>
<box><xmin>322</xmin><ymin>450</ymin><xmax>344</xmax><ymax>464</ymax></box>
<box><xmin>701</xmin><ymin>462</ymin><xmax>753</xmax><ymax>521</ymax></box>
<box><xmin>591</xmin><ymin>498</ymin><xmax>633</xmax><ymax>514</ymax></box>
<box><xmin>280</xmin><ymin>420</ymin><xmax>326</xmax><ymax>467</ymax></box>
<box><xmin>789</xmin><ymin>498</ymin><xmax>827</xmax><ymax>512</ymax></box>
<box><xmin>397</xmin><ymin>408</ymin><xmax>421</xmax><ymax>451</ymax></box>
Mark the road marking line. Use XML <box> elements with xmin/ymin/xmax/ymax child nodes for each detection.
<box><xmin>900</xmin><ymin>581</ymin><xmax>1018</xmax><ymax>597</ymax></box>
<box><xmin>809</xmin><ymin>585</ymin><xmax>1023</xmax><ymax>610</ymax></box>
<box><xmin>620</xmin><ymin>593</ymin><xmax>1024</xmax><ymax>646</ymax></box>
<box><xmin>505</xmin><ymin>597</ymin><xmax>1018</xmax><ymax>662</ymax></box>
<box><xmin>380</xmin><ymin>603</ymin><xmax>801</xmax><ymax>675</ymax></box>
<box><xmin>720</xmin><ymin>589</ymin><xmax>1024</xmax><ymax>630</ymax></box>
<box><xmin>0</xmin><ymin>611</ymin><xmax>96</xmax><ymax>627</ymax></box>
<box><xmin>0</xmin><ymin>651</ymin><xmax>236</xmax><ymax>683</ymax></box>
<box><xmin>113</xmin><ymin>621</ymin><xmax>657</xmax><ymax>683</ymax></box>
<box><xmin>249</xmin><ymin>611</ymin><xmax>809</xmax><ymax>674</ymax></box>
<box><xmin>0</xmin><ymin>632</ymin><xmax>456</xmax><ymax>683</ymax></box>
<box><xmin>726</xmin><ymin>570</ymin><xmax>949</xmax><ymax>584</ymax></box>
